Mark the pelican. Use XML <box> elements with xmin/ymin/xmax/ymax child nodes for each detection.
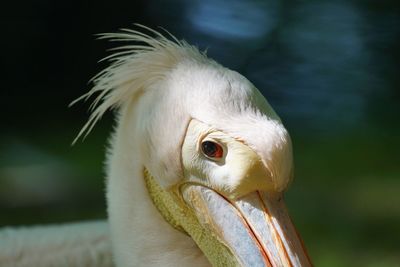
<box><xmin>0</xmin><ymin>25</ymin><xmax>312</xmax><ymax>267</ymax></box>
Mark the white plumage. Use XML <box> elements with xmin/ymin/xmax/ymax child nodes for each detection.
<box><xmin>0</xmin><ymin>221</ymin><xmax>111</xmax><ymax>267</ymax></box>
<box><xmin>0</xmin><ymin>25</ymin><xmax>311</xmax><ymax>267</ymax></box>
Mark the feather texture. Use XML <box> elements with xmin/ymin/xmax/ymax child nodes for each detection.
<box><xmin>0</xmin><ymin>221</ymin><xmax>112</xmax><ymax>267</ymax></box>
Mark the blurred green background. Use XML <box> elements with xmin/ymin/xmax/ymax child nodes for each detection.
<box><xmin>1</xmin><ymin>0</ymin><xmax>399</xmax><ymax>266</ymax></box>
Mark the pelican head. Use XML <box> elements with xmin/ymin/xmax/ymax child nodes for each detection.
<box><xmin>76</xmin><ymin>25</ymin><xmax>312</xmax><ymax>267</ymax></box>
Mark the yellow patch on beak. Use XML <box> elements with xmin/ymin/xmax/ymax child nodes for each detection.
<box><xmin>218</xmin><ymin>137</ymin><xmax>275</xmax><ymax>199</ymax></box>
<box><xmin>143</xmin><ymin>168</ymin><xmax>242</xmax><ymax>267</ymax></box>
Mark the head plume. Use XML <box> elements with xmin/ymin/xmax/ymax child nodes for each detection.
<box><xmin>71</xmin><ymin>24</ymin><xmax>210</xmax><ymax>144</ymax></box>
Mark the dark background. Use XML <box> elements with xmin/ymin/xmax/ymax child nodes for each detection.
<box><xmin>1</xmin><ymin>0</ymin><xmax>399</xmax><ymax>266</ymax></box>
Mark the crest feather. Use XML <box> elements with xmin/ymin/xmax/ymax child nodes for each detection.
<box><xmin>71</xmin><ymin>24</ymin><xmax>208</xmax><ymax>144</ymax></box>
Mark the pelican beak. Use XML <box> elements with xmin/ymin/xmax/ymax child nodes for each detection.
<box><xmin>181</xmin><ymin>185</ymin><xmax>312</xmax><ymax>267</ymax></box>
<box><xmin>176</xmin><ymin>120</ymin><xmax>312</xmax><ymax>267</ymax></box>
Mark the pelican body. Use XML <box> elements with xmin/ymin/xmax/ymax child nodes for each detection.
<box><xmin>1</xmin><ymin>25</ymin><xmax>312</xmax><ymax>267</ymax></box>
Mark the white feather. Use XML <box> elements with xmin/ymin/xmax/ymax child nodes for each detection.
<box><xmin>0</xmin><ymin>221</ymin><xmax>112</xmax><ymax>267</ymax></box>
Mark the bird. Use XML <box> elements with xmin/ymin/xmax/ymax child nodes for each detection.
<box><xmin>0</xmin><ymin>25</ymin><xmax>312</xmax><ymax>267</ymax></box>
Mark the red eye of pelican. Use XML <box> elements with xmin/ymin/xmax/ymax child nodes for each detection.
<box><xmin>201</xmin><ymin>141</ymin><xmax>223</xmax><ymax>159</ymax></box>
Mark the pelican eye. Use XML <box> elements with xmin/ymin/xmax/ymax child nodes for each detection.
<box><xmin>201</xmin><ymin>141</ymin><xmax>223</xmax><ymax>159</ymax></box>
